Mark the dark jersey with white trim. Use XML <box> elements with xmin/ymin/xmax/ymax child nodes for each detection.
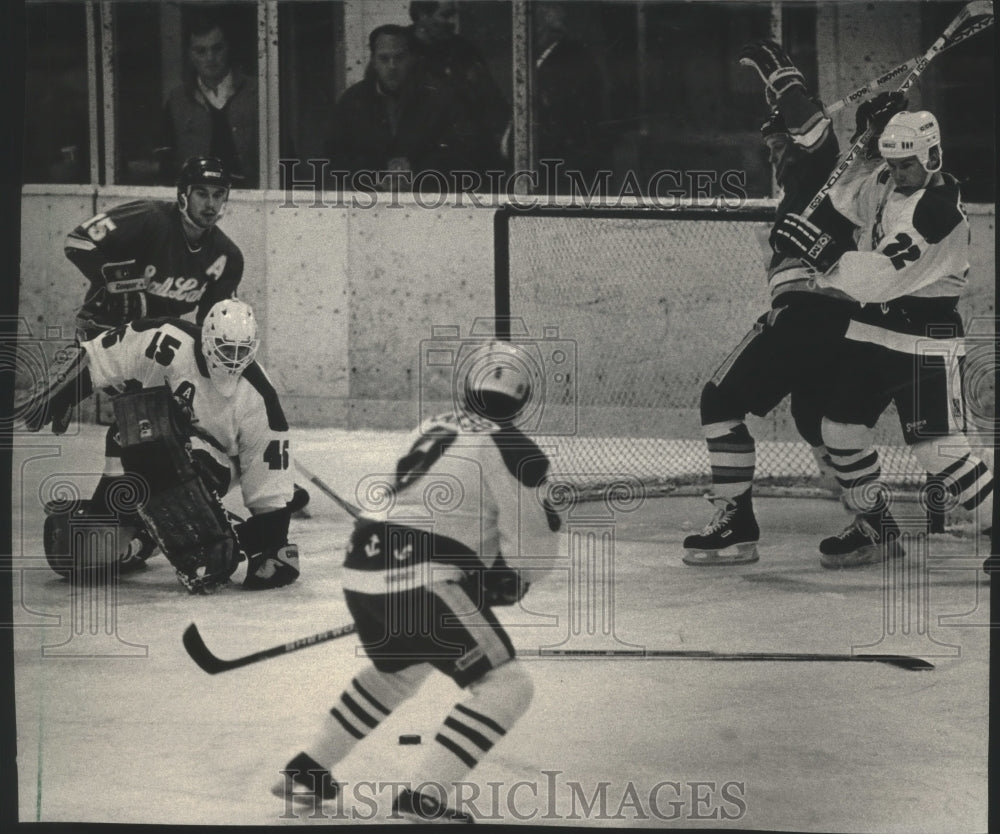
<box><xmin>65</xmin><ymin>200</ymin><xmax>243</xmax><ymax>323</ymax></box>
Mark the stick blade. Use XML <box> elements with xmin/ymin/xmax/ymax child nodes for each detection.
<box><xmin>854</xmin><ymin>653</ymin><xmax>935</xmax><ymax>671</ymax></box>
<box><xmin>182</xmin><ymin>623</ymin><xmax>228</xmax><ymax>674</ymax></box>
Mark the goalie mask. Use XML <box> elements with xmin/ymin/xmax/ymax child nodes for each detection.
<box><xmin>878</xmin><ymin>111</ymin><xmax>942</xmax><ymax>174</ymax></box>
<box><xmin>461</xmin><ymin>341</ymin><xmax>533</xmax><ymax>425</ymax></box>
<box><xmin>202</xmin><ymin>299</ymin><xmax>258</xmax><ymax>397</ymax></box>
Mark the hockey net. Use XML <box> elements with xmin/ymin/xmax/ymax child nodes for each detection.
<box><xmin>496</xmin><ymin>204</ymin><xmax>994</xmax><ymax>503</ymax></box>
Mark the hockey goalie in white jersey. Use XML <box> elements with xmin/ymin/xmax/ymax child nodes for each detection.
<box><xmin>21</xmin><ymin>299</ymin><xmax>300</xmax><ymax>593</ymax></box>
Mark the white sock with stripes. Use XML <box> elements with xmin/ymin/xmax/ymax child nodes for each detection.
<box><xmin>418</xmin><ymin>661</ymin><xmax>534</xmax><ymax>807</ymax></box>
<box><xmin>304</xmin><ymin>664</ymin><xmax>431</xmax><ymax>770</ymax></box>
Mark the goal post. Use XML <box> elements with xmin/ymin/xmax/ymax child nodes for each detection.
<box><xmin>493</xmin><ymin>203</ymin><xmax>935</xmax><ymax>500</ymax></box>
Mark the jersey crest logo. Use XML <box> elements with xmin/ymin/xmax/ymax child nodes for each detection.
<box><xmin>364</xmin><ymin>534</ymin><xmax>381</xmax><ymax>558</ymax></box>
<box><xmin>148</xmin><ymin>276</ymin><xmax>209</xmax><ymax>303</ymax></box>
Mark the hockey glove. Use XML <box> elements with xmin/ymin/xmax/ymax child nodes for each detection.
<box><xmin>738</xmin><ymin>40</ymin><xmax>806</xmax><ymax>104</ymax></box>
<box><xmin>244</xmin><ymin>544</ymin><xmax>301</xmax><ymax>590</ymax></box>
<box><xmin>235</xmin><ymin>507</ymin><xmax>301</xmax><ymax>590</ymax></box>
<box><xmin>75</xmin><ymin>260</ymin><xmax>147</xmax><ymax>338</ymax></box>
<box><xmin>851</xmin><ymin>92</ymin><xmax>908</xmax><ymax>159</ymax></box>
<box><xmin>480</xmin><ymin>555</ymin><xmax>529</xmax><ymax>607</ymax></box>
<box><xmin>771</xmin><ymin>213</ymin><xmax>849</xmax><ymax>274</ymax></box>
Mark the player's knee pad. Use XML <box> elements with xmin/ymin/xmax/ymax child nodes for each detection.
<box><xmin>113</xmin><ymin>387</ymin><xmax>238</xmax><ymax>593</ymax></box>
<box><xmin>821</xmin><ymin>418</ymin><xmax>873</xmax><ymax>452</ymax></box>
<box><xmin>467</xmin><ymin>659</ymin><xmax>534</xmax><ymax>727</ymax></box>
<box><xmin>699</xmin><ymin>382</ymin><xmax>745</xmax><ymax>427</ymax></box>
<box><xmin>353</xmin><ymin>664</ymin><xmax>431</xmax><ymax>714</ymax></box>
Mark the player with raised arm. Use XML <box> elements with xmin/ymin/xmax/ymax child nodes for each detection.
<box><xmin>773</xmin><ymin>111</ymin><xmax>994</xmax><ymax>568</ymax></box>
<box><xmin>21</xmin><ymin>299</ymin><xmax>301</xmax><ymax>593</ymax></box>
<box><xmin>271</xmin><ymin>341</ymin><xmax>561</xmax><ymax>823</ymax></box>
<box><xmin>681</xmin><ymin>41</ymin><xmax>904</xmax><ymax>566</ymax></box>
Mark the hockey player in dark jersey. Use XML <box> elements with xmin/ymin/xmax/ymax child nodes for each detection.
<box><xmin>773</xmin><ymin>111</ymin><xmax>994</xmax><ymax>569</ymax></box>
<box><xmin>271</xmin><ymin>342</ymin><xmax>561</xmax><ymax>823</ymax></box>
<box><xmin>681</xmin><ymin>41</ymin><xmax>902</xmax><ymax>566</ymax></box>
<box><xmin>21</xmin><ymin>299</ymin><xmax>301</xmax><ymax>593</ymax></box>
<box><xmin>63</xmin><ymin>156</ymin><xmax>308</xmax><ymax>547</ymax></box>
<box><xmin>65</xmin><ymin>156</ymin><xmax>244</xmax><ymax>339</ymax></box>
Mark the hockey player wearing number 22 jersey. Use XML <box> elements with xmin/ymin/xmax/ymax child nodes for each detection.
<box><xmin>774</xmin><ymin>111</ymin><xmax>994</xmax><ymax>569</ymax></box>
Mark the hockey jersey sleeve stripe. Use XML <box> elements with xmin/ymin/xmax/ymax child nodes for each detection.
<box><xmin>912</xmin><ymin>188</ymin><xmax>964</xmax><ymax>245</ymax></box>
<box><xmin>242</xmin><ymin>363</ymin><xmax>289</xmax><ymax>431</ymax></box>
<box><xmin>65</xmin><ymin>234</ymin><xmax>97</xmax><ymax>252</ymax></box>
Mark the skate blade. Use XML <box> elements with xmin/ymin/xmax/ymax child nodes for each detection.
<box><xmin>682</xmin><ymin>542</ymin><xmax>759</xmax><ymax>566</ymax></box>
<box><xmin>819</xmin><ymin>540</ymin><xmax>905</xmax><ymax>570</ymax></box>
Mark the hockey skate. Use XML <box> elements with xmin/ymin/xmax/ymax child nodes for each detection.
<box><xmin>818</xmin><ymin>511</ymin><xmax>904</xmax><ymax>569</ymax></box>
<box><xmin>270</xmin><ymin>751</ymin><xmax>340</xmax><ymax>805</ymax></box>
<box><xmin>682</xmin><ymin>493</ymin><xmax>760</xmax><ymax>566</ymax></box>
<box><xmin>392</xmin><ymin>788</ymin><xmax>474</xmax><ymax>824</ymax></box>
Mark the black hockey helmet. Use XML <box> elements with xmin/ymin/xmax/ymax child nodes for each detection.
<box><xmin>176</xmin><ymin>156</ymin><xmax>232</xmax><ymax>197</ymax></box>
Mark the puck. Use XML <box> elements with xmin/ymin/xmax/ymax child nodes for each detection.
<box><xmin>398</xmin><ymin>734</ymin><xmax>422</xmax><ymax>745</ymax></box>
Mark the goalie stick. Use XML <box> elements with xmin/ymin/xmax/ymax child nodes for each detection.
<box><xmin>182</xmin><ymin>622</ymin><xmax>933</xmax><ymax>674</ymax></box>
<box><xmin>294</xmin><ymin>460</ymin><xmax>363</xmax><ymax>519</ymax></box>
<box><xmin>802</xmin><ymin>0</ymin><xmax>994</xmax><ymax>218</ymax></box>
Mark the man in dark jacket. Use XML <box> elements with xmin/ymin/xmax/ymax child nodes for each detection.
<box><xmin>325</xmin><ymin>25</ymin><xmax>475</xmax><ymax>193</ymax></box>
<box><xmin>159</xmin><ymin>13</ymin><xmax>259</xmax><ymax>187</ymax></box>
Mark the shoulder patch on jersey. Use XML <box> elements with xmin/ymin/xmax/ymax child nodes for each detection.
<box><xmin>491</xmin><ymin>429</ymin><xmax>551</xmax><ymax>487</ymax></box>
<box><xmin>242</xmin><ymin>363</ymin><xmax>290</xmax><ymax>431</ymax></box>
<box><xmin>912</xmin><ymin>182</ymin><xmax>964</xmax><ymax>245</ymax></box>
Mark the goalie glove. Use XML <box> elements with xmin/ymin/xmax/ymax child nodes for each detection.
<box><xmin>738</xmin><ymin>40</ymin><xmax>806</xmax><ymax>105</ymax></box>
<box><xmin>235</xmin><ymin>507</ymin><xmax>301</xmax><ymax>590</ymax></box>
<box><xmin>771</xmin><ymin>213</ymin><xmax>850</xmax><ymax>274</ymax></box>
<box><xmin>851</xmin><ymin>91</ymin><xmax>908</xmax><ymax>159</ymax></box>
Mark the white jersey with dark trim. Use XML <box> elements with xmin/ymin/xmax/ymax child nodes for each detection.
<box><xmin>82</xmin><ymin>318</ymin><xmax>294</xmax><ymax>512</ymax></box>
<box><xmin>361</xmin><ymin>412</ymin><xmax>560</xmax><ymax>582</ymax></box>
<box><xmin>822</xmin><ymin>166</ymin><xmax>970</xmax><ymax>304</ymax></box>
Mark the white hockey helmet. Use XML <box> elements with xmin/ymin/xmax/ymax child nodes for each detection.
<box><xmin>878</xmin><ymin>110</ymin><xmax>942</xmax><ymax>172</ymax></box>
<box><xmin>202</xmin><ymin>299</ymin><xmax>258</xmax><ymax>397</ymax></box>
<box><xmin>461</xmin><ymin>341</ymin><xmax>533</xmax><ymax>424</ymax></box>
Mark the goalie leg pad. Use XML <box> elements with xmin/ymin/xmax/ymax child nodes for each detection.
<box><xmin>113</xmin><ymin>387</ymin><xmax>237</xmax><ymax>593</ymax></box>
<box><xmin>138</xmin><ymin>479</ymin><xmax>240</xmax><ymax>594</ymax></box>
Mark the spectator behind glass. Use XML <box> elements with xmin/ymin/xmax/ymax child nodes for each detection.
<box><xmin>324</xmin><ymin>25</ymin><xmax>475</xmax><ymax>193</ymax></box>
<box><xmin>532</xmin><ymin>2</ymin><xmax>608</xmax><ymax>192</ymax></box>
<box><xmin>408</xmin><ymin>1</ymin><xmax>510</xmax><ymax>174</ymax></box>
<box><xmin>158</xmin><ymin>12</ymin><xmax>259</xmax><ymax>187</ymax></box>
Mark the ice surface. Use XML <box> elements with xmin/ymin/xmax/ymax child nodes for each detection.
<box><xmin>9</xmin><ymin>425</ymin><xmax>991</xmax><ymax>830</ymax></box>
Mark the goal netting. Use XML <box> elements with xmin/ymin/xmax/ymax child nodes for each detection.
<box><xmin>495</xmin><ymin>204</ymin><xmax>991</xmax><ymax>501</ymax></box>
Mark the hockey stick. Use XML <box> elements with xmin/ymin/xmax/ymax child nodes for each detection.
<box><xmin>182</xmin><ymin>621</ymin><xmax>357</xmax><ymax>674</ymax></box>
<box><xmin>825</xmin><ymin>10</ymin><xmax>992</xmax><ymax>115</ymax></box>
<box><xmin>294</xmin><ymin>460</ymin><xmax>363</xmax><ymax>519</ymax></box>
<box><xmin>183</xmin><ymin>621</ymin><xmax>932</xmax><ymax>674</ymax></box>
<box><xmin>525</xmin><ymin>648</ymin><xmax>934</xmax><ymax>671</ymax></box>
<box><xmin>802</xmin><ymin>0</ymin><xmax>993</xmax><ymax>218</ymax></box>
